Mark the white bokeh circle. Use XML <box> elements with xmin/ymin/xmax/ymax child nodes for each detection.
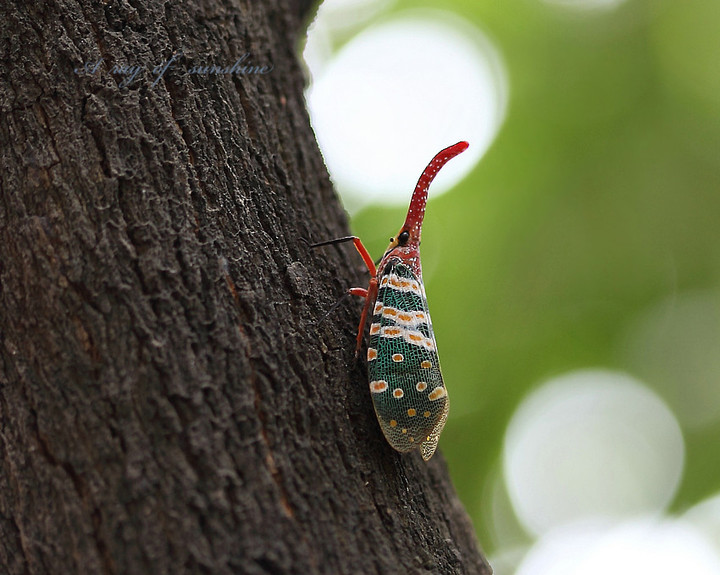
<box><xmin>503</xmin><ymin>370</ymin><xmax>684</xmax><ymax>536</ymax></box>
<box><xmin>683</xmin><ymin>492</ymin><xmax>720</xmax><ymax>552</ymax></box>
<box><xmin>622</xmin><ymin>290</ymin><xmax>720</xmax><ymax>429</ymax></box>
<box><xmin>306</xmin><ymin>12</ymin><xmax>507</xmax><ymax>208</ymax></box>
<box><xmin>515</xmin><ymin>519</ymin><xmax>720</xmax><ymax>575</ymax></box>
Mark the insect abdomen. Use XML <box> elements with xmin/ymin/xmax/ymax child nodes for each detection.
<box><xmin>366</xmin><ymin>262</ymin><xmax>448</xmax><ymax>460</ymax></box>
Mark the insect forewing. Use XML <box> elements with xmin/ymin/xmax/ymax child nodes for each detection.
<box><xmin>366</xmin><ymin>260</ymin><xmax>448</xmax><ymax>460</ymax></box>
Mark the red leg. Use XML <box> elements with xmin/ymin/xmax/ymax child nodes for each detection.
<box><xmin>352</xmin><ymin>279</ymin><xmax>378</xmax><ymax>357</ymax></box>
<box><xmin>350</xmin><ymin>237</ymin><xmax>377</xmax><ymax>277</ymax></box>
<box><xmin>348</xmin><ymin>238</ymin><xmax>377</xmax><ymax>355</ymax></box>
<box><xmin>308</xmin><ymin>235</ymin><xmax>377</xmax><ymax>277</ymax></box>
<box><xmin>335</xmin><ymin>238</ymin><xmax>378</xmax><ymax>355</ymax></box>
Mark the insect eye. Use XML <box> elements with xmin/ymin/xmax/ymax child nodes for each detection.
<box><xmin>398</xmin><ymin>230</ymin><xmax>410</xmax><ymax>245</ymax></box>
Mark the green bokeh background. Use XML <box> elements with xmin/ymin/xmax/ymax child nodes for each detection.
<box><xmin>342</xmin><ymin>0</ymin><xmax>720</xmax><ymax>554</ymax></box>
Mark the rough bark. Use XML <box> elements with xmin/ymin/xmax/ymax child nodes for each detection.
<box><xmin>0</xmin><ymin>1</ymin><xmax>491</xmax><ymax>573</ymax></box>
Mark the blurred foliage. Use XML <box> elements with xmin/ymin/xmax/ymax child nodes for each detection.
<box><xmin>347</xmin><ymin>0</ymin><xmax>720</xmax><ymax>554</ymax></box>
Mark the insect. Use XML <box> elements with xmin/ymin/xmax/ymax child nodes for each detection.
<box><xmin>313</xmin><ymin>141</ymin><xmax>469</xmax><ymax>460</ymax></box>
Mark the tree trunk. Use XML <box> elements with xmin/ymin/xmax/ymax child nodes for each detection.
<box><xmin>0</xmin><ymin>1</ymin><xmax>491</xmax><ymax>573</ymax></box>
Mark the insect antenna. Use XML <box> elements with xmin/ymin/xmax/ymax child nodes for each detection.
<box><xmin>302</xmin><ymin>235</ymin><xmax>359</xmax><ymax>249</ymax></box>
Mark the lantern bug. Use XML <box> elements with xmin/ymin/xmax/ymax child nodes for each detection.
<box><xmin>312</xmin><ymin>141</ymin><xmax>469</xmax><ymax>460</ymax></box>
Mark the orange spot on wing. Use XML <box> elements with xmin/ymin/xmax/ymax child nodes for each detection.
<box><xmin>370</xmin><ymin>380</ymin><xmax>388</xmax><ymax>393</ymax></box>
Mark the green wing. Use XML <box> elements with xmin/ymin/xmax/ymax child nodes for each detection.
<box><xmin>365</xmin><ymin>260</ymin><xmax>448</xmax><ymax>460</ymax></box>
